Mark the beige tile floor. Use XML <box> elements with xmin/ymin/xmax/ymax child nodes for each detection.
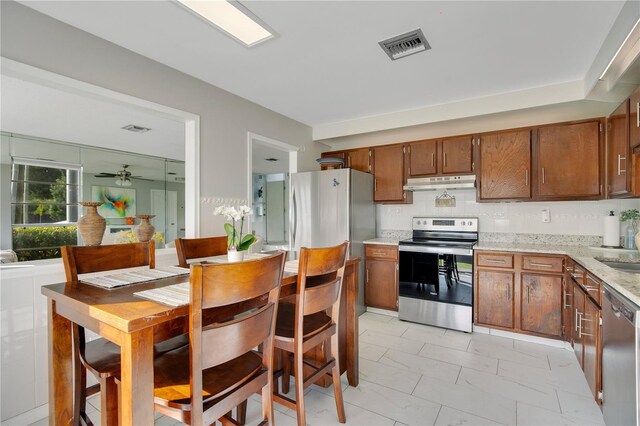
<box><xmin>26</xmin><ymin>312</ymin><xmax>605</xmax><ymax>425</ymax></box>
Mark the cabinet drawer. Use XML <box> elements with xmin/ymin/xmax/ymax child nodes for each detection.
<box><xmin>584</xmin><ymin>273</ymin><xmax>602</xmax><ymax>307</ymax></box>
<box><xmin>477</xmin><ymin>252</ymin><xmax>514</xmax><ymax>269</ymax></box>
<box><xmin>570</xmin><ymin>263</ymin><xmax>586</xmax><ymax>285</ymax></box>
<box><xmin>522</xmin><ymin>255</ymin><xmax>564</xmax><ymax>273</ymax></box>
<box><xmin>365</xmin><ymin>244</ymin><xmax>398</xmax><ymax>261</ymax></box>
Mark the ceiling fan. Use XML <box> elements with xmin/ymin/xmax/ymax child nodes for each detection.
<box><xmin>94</xmin><ymin>164</ymin><xmax>154</xmax><ymax>187</ymax></box>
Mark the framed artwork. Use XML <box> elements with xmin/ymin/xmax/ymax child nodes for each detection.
<box><xmin>91</xmin><ymin>186</ymin><xmax>136</xmax><ymax>218</ymax></box>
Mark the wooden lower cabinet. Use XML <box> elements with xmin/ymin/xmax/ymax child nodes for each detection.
<box><xmin>476</xmin><ymin>269</ymin><xmax>515</xmax><ymax>328</ymax></box>
<box><xmin>365</xmin><ymin>244</ymin><xmax>398</xmax><ymax>311</ymax></box>
<box><xmin>583</xmin><ymin>297</ymin><xmax>601</xmax><ymax>401</ymax></box>
<box><xmin>520</xmin><ymin>273</ymin><xmax>562</xmax><ymax>337</ymax></box>
<box><xmin>474</xmin><ymin>250</ymin><xmax>563</xmax><ymax>339</ymax></box>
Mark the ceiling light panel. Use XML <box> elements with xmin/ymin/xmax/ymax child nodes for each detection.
<box><xmin>177</xmin><ymin>0</ymin><xmax>274</xmax><ymax>47</ymax></box>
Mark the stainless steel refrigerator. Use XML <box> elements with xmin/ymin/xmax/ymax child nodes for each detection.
<box><xmin>289</xmin><ymin>168</ymin><xmax>376</xmax><ymax>316</ymax></box>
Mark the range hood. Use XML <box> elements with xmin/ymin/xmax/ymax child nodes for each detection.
<box><xmin>403</xmin><ymin>175</ymin><xmax>476</xmax><ymax>191</ymax></box>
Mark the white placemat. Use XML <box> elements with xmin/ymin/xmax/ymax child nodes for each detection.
<box><xmin>187</xmin><ymin>252</ymin><xmax>270</xmax><ymax>264</ymax></box>
<box><xmin>81</xmin><ymin>265</ymin><xmax>190</xmax><ymax>289</ymax></box>
<box><xmin>284</xmin><ymin>259</ymin><xmax>299</xmax><ymax>274</ymax></box>
<box><xmin>134</xmin><ymin>282</ymin><xmax>190</xmax><ymax>307</ymax></box>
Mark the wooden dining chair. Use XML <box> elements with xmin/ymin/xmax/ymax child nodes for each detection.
<box><xmin>151</xmin><ymin>251</ymin><xmax>286</xmax><ymax>426</ymax></box>
<box><xmin>175</xmin><ymin>235</ymin><xmax>228</xmax><ymax>268</ymax></box>
<box><xmin>61</xmin><ymin>242</ymin><xmax>187</xmax><ymax>426</ymax></box>
<box><xmin>272</xmin><ymin>241</ymin><xmax>350</xmax><ymax>426</ymax></box>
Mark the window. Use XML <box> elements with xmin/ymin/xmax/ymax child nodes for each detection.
<box><xmin>11</xmin><ymin>158</ymin><xmax>81</xmax><ymax>261</ymax></box>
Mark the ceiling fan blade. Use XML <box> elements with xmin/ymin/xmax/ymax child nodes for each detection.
<box><xmin>94</xmin><ymin>173</ymin><xmax>117</xmax><ymax>177</ymax></box>
<box><xmin>131</xmin><ymin>176</ymin><xmax>155</xmax><ymax>182</ymax></box>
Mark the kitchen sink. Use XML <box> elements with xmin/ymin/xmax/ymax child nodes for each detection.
<box><xmin>600</xmin><ymin>261</ymin><xmax>640</xmax><ymax>275</ymax></box>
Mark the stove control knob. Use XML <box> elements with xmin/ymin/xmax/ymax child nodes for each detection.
<box><xmin>461</xmin><ymin>221</ymin><xmax>466</xmax><ymax>226</ymax></box>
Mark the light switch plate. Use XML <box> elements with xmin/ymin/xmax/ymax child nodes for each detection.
<box><xmin>541</xmin><ymin>208</ymin><xmax>551</xmax><ymax>223</ymax></box>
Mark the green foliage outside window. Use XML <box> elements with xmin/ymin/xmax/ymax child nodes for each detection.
<box><xmin>12</xmin><ymin>226</ymin><xmax>78</xmax><ymax>261</ymax></box>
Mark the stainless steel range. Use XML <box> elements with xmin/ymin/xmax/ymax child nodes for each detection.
<box><xmin>398</xmin><ymin>217</ymin><xmax>478</xmax><ymax>333</ymax></box>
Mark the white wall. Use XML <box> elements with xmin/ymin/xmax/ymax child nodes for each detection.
<box><xmin>0</xmin><ymin>1</ymin><xmax>322</xmax><ymax>239</ymax></box>
<box><xmin>379</xmin><ymin>190</ymin><xmax>640</xmax><ymax>238</ymax></box>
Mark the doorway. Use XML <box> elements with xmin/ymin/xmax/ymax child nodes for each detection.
<box><xmin>247</xmin><ymin>133</ymin><xmax>298</xmax><ymax>250</ymax></box>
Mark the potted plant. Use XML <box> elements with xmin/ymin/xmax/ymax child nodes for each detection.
<box><xmin>621</xmin><ymin>209</ymin><xmax>640</xmax><ymax>250</ymax></box>
<box><xmin>213</xmin><ymin>205</ymin><xmax>255</xmax><ymax>262</ymax></box>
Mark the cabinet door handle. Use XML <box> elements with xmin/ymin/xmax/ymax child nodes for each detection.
<box><xmin>575</xmin><ymin>308</ymin><xmax>580</xmax><ymax>332</ymax></box>
<box><xmin>637</xmin><ymin>101</ymin><xmax>639</xmax><ymax>128</ymax></box>
<box><xmin>564</xmin><ymin>265</ymin><xmax>574</xmax><ymax>273</ymax></box>
<box><xmin>577</xmin><ymin>312</ymin><xmax>583</xmax><ymax>338</ymax></box>
<box><xmin>366</xmin><ymin>268</ymin><xmax>369</xmax><ymax>283</ymax></box>
<box><xmin>527</xmin><ymin>286</ymin><xmax>531</xmax><ymax>304</ymax></box>
<box><xmin>506</xmin><ymin>284</ymin><xmax>511</xmax><ymax>301</ymax></box>
<box><xmin>579</xmin><ymin>315</ymin><xmax>593</xmax><ymax>337</ymax></box>
<box><xmin>563</xmin><ymin>291</ymin><xmax>572</xmax><ymax>309</ymax></box>
<box><xmin>443</xmin><ymin>152</ymin><xmax>447</xmax><ymax>167</ymax></box>
<box><xmin>432</xmin><ymin>152</ymin><xmax>435</xmax><ymax>167</ymax></box>
<box><xmin>529</xmin><ymin>262</ymin><xmax>554</xmax><ymax>268</ymax></box>
<box><xmin>484</xmin><ymin>259</ymin><xmax>506</xmax><ymax>264</ymax></box>
<box><xmin>541</xmin><ymin>167</ymin><xmax>546</xmax><ymax>184</ymax></box>
<box><xmin>617</xmin><ymin>154</ymin><xmax>626</xmax><ymax>175</ymax></box>
<box><xmin>525</xmin><ymin>169</ymin><xmax>529</xmax><ymax>186</ymax></box>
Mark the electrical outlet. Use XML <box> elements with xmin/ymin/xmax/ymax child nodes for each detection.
<box><xmin>541</xmin><ymin>208</ymin><xmax>550</xmax><ymax>223</ymax></box>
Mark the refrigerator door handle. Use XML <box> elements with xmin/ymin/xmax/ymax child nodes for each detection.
<box><xmin>292</xmin><ymin>187</ymin><xmax>297</xmax><ymax>248</ymax></box>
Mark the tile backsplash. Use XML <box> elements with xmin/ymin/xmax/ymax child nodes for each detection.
<box><xmin>377</xmin><ymin>189</ymin><xmax>640</xmax><ymax>237</ymax></box>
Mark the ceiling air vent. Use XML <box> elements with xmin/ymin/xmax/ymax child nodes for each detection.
<box><xmin>265</xmin><ymin>158</ymin><xmax>279</xmax><ymax>162</ymax></box>
<box><xmin>379</xmin><ymin>29</ymin><xmax>430</xmax><ymax>61</ymax></box>
<box><xmin>122</xmin><ymin>124</ymin><xmax>151</xmax><ymax>133</ymax></box>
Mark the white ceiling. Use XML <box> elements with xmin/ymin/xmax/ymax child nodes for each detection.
<box><xmin>1</xmin><ymin>75</ymin><xmax>185</xmax><ymax>160</ymax></box>
<box><xmin>19</xmin><ymin>0</ymin><xmax>626</xmax><ymax>135</ymax></box>
<box><xmin>252</xmin><ymin>141</ymin><xmax>289</xmax><ymax>175</ymax></box>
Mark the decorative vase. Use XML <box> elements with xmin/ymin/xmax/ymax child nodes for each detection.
<box><xmin>134</xmin><ymin>215</ymin><xmax>156</xmax><ymax>243</ymax></box>
<box><xmin>227</xmin><ymin>249</ymin><xmax>245</xmax><ymax>263</ymax></box>
<box><xmin>78</xmin><ymin>202</ymin><xmax>106</xmax><ymax>246</ymax></box>
<box><xmin>635</xmin><ymin>229</ymin><xmax>640</xmax><ymax>253</ymax></box>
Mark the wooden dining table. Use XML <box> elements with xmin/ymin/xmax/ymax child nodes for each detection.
<box><xmin>41</xmin><ymin>257</ymin><xmax>360</xmax><ymax>425</ymax></box>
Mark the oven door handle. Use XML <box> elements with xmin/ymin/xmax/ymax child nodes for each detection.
<box><xmin>399</xmin><ymin>245</ymin><xmax>473</xmax><ymax>256</ymax></box>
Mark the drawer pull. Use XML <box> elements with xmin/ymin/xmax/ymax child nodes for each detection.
<box><xmin>584</xmin><ymin>285</ymin><xmax>599</xmax><ymax>292</ymax></box>
<box><xmin>484</xmin><ymin>259</ymin><xmax>506</xmax><ymax>264</ymax></box>
<box><xmin>371</xmin><ymin>251</ymin><xmax>386</xmax><ymax>257</ymax></box>
<box><xmin>563</xmin><ymin>291</ymin><xmax>572</xmax><ymax>309</ymax></box>
<box><xmin>529</xmin><ymin>262</ymin><xmax>554</xmax><ymax>268</ymax></box>
<box><xmin>570</xmin><ymin>272</ymin><xmax>583</xmax><ymax>280</ymax></box>
<box><xmin>575</xmin><ymin>308</ymin><xmax>580</xmax><ymax>332</ymax></box>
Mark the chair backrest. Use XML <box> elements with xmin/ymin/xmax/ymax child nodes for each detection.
<box><xmin>188</xmin><ymin>251</ymin><xmax>285</xmax><ymax>419</ymax></box>
<box><xmin>61</xmin><ymin>242</ymin><xmax>155</xmax><ymax>282</ymax></box>
<box><xmin>296</xmin><ymin>241</ymin><xmax>349</xmax><ymax>320</ymax></box>
<box><xmin>175</xmin><ymin>236</ymin><xmax>228</xmax><ymax>268</ymax></box>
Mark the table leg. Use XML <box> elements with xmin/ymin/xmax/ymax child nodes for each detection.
<box><xmin>119</xmin><ymin>327</ymin><xmax>154</xmax><ymax>425</ymax></box>
<box><xmin>48</xmin><ymin>299</ymin><xmax>74</xmax><ymax>425</ymax></box>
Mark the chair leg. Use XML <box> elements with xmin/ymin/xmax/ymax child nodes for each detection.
<box><xmin>293</xmin><ymin>349</ymin><xmax>306</xmax><ymax>426</ymax></box>
<box><xmin>99</xmin><ymin>377</ymin><xmax>119</xmax><ymax>426</ymax></box>
<box><xmin>261</xmin><ymin>384</ymin><xmax>274</xmax><ymax>425</ymax></box>
<box><xmin>328</xmin><ymin>337</ymin><xmax>346</xmax><ymax>423</ymax></box>
<box><xmin>282</xmin><ymin>349</ymin><xmax>291</xmax><ymax>394</ymax></box>
<box><xmin>236</xmin><ymin>401</ymin><xmax>248</xmax><ymax>425</ymax></box>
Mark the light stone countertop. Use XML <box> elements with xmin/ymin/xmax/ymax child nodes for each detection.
<box><xmin>474</xmin><ymin>242</ymin><xmax>640</xmax><ymax>307</ymax></box>
<box><xmin>363</xmin><ymin>237</ymin><xmax>401</xmax><ymax>246</ymax></box>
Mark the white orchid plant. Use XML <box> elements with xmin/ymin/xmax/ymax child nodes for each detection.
<box><xmin>213</xmin><ymin>205</ymin><xmax>255</xmax><ymax>251</ymax></box>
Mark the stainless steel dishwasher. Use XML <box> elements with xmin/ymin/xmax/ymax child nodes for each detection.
<box><xmin>602</xmin><ymin>284</ymin><xmax>640</xmax><ymax>426</ymax></box>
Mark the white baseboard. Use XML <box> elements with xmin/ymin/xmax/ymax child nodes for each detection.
<box><xmin>365</xmin><ymin>307</ymin><xmax>399</xmax><ymax>318</ymax></box>
<box><xmin>2</xmin><ymin>404</ymin><xmax>48</xmax><ymax>426</ymax></box>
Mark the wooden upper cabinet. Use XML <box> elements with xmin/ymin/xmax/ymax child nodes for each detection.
<box><xmin>441</xmin><ymin>136</ymin><xmax>474</xmax><ymax>174</ymax></box>
<box><xmin>630</xmin><ymin>87</ymin><xmax>640</xmax><ymax>148</ymax></box>
<box><xmin>373</xmin><ymin>144</ymin><xmax>411</xmax><ymax>203</ymax></box>
<box><xmin>408</xmin><ymin>139</ymin><xmax>438</xmax><ymax>177</ymax></box>
<box><xmin>607</xmin><ymin>100</ymin><xmax>631</xmax><ymax>197</ymax></box>
<box><xmin>536</xmin><ymin>121</ymin><xmax>602</xmax><ymax>200</ymax></box>
<box><xmin>478</xmin><ymin>130</ymin><xmax>531</xmax><ymax>200</ymax></box>
<box><xmin>320</xmin><ymin>151</ymin><xmax>346</xmax><ymax>170</ymax></box>
<box><xmin>346</xmin><ymin>148</ymin><xmax>371</xmax><ymax>173</ymax></box>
